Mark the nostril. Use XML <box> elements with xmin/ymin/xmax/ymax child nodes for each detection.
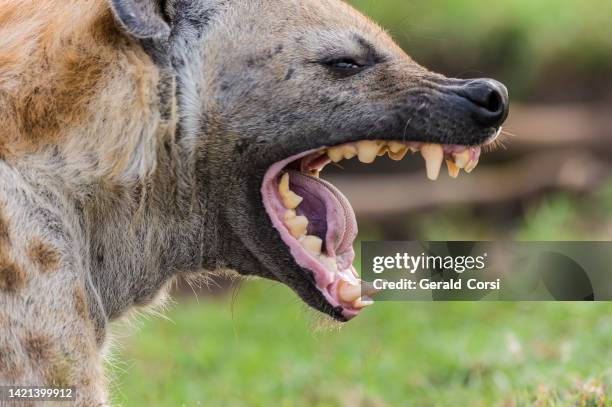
<box><xmin>455</xmin><ymin>79</ymin><xmax>509</xmax><ymax>127</ymax></box>
<box><xmin>482</xmin><ymin>87</ymin><xmax>503</xmax><ymax>113</ymax></box>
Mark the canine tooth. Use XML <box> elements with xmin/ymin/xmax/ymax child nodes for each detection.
<box><xmin>420</xmin><ymin>144</ymin><xmax>444</xmax><ymax>181</ymax></box>
<box><xmin>327</xmin><ymin>146</ymin><xmax>344</xmax><ymax>163</ymax></box>
<box><xmin>445</xmin><ymin>160</ymin><xmax>460</xmax><ymax>178</ymax></box>
<box><xmin>278</xmin><ymin>173</ymin><xmax>303</xmax><ymax>209</ymax></box>
<box><xmin>338</xmin><ymin>280</ymin><xmax>361</xmax><ymax>302</ymax></box>
<box><xmin>279</xmin><ymin>172</ymin><xmax>290</xmax><ymax>193</ymax></box>
<box><xmin>453</xmin><ymin>150</ymin><xmax>470</xmax><ymax>169</ymax></box>
<box><xmin>356</xmin><ymin>140</ymin><xmax>379</xmax><ymax>163</ymax></box>
<box><xmin>301</xmin><ymin>235</ymin><xmax>322</xmax><ymax>255</ymax></box>
<box><xmin>353</xmin><ymin>296</ymin><xmax>374</xmax><ymax>309</ymax></box>
<box><xmin>465</xmin><ymin>159</ymin><xmax>479</xmax><ymax>173</ymax></box>
<box><xmin>285</xmin><ymin>215</ymin><xmax>308</xmax><ymax>238</ymax></box>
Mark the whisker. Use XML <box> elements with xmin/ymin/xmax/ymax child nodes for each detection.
<box><xmin>501</xmin><ymin>129</ymin><xmax>518</xmax><ymax>138</ymax></box>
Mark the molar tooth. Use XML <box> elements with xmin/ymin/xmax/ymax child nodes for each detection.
<box><xmin>327</xmin><ymin>146</ymin><xmax>344</xmax><ymax>163</ymax></box>
<box><xmin>342</xmin><ymin>144</ymin><xmax>357</xmax><ymax>160</ymax></box>
<box><xmin>388</xmin><ymin>147</ymin><xmax>408</xmax><ymax>161</ymax></box>
<box><xmin>282</xmin><ymin>191</ymin><xmax>303</xmax><ymax>209</ymax></box>
<box><xmin>445</xmin><ymin>160</ymin><xmax>460</xmax><ymax>178</ymax></box>
<box><xmin>453</xmin><ymin>150</ymin><xmax>470</xmax><ymax>169</ymax></box>
<box><xmin>388</xmin><ymin>141</ymin><xmax>405</xmax><ymax>154</ymax></box>
<box><xmin>284</xmin><ymin>209</ymin><xmax>296</xmax><ymax>221</ymax></box>
<box><xmin>353</xmin><ymin>295</ymin><xmax>374</xmax><ymax>309</ymax></box>
<box><xmin>285</xmin><ymin>215</ymin><xmax>308</xmax><ymax>238</ymax></box>
<box><xmin>278</xmin><ymin>173</ymin><xmax>303</xmax><ymax>209</ymax></box>
<box><xmin>356</xmin><ymin>140</ymin><xmax>379</xmax><ymax>163</ymax></box>
<box><xmin>377</xmin><ymin>143</ymin><xmax>389</xmax><ymax>157</ymax></box>
<box><xmin>301</xmin><ymin>235</ymin><xmax>322</xmax><ymax>256</ymax></box>
<box><xmin>338</xmin><ymin>280</ymin><xmax>361</xmax><ymax>302</ymax></box>
<box><xmin>420</xmin><ymin>143</ymin><xmax>444</xmax><ymax>181</ymax></box>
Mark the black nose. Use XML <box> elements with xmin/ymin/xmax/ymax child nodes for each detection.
<box><xmin>454</xmin><ymin>79</ymin><xmax>509</xmax><ymax>128</ymax></box>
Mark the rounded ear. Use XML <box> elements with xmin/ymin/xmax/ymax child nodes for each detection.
<box><xmin>108</xmin><ymin>0</ymin><xmax>170</xmax><ymax>39</ymax></box>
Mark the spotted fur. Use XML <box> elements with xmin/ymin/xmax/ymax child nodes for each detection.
<box><xmin>27</xmin><ymin>238</ymin><xmax>60</xmax><ymax>274</ymax></box>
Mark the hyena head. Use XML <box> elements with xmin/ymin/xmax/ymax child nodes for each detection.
<box><xmin>110</xmin><ymin>0</ymin><xmax>509</xmax><ymax>321</ymax></box>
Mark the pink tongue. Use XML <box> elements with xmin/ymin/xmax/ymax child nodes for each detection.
<box><xmin>288</xmin><ymin>171</ymin><xmax>357</xmax><ymax>258</ymax></box>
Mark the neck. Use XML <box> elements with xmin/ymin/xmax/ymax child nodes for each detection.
<box><xmin>1</xmin><ymin>2</ymin><xmax>221</xmax><ymax>320</ymax></box>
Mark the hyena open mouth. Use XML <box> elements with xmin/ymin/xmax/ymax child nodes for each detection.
<box><xmin>262</xmin><ymin>135</ymin><xmax>499</xmax><ymax>319</ymax></box>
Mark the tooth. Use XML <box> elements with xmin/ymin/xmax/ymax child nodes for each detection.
<box><xmin>453</xmin><ymin>150</ymin><xmax>470</xmax><ymax>169</ymax></box>
<box><xmin>282</xmin><ymin>191</ymin><xmax>302</xmax><ymax>209</ymax></box>
<box><xmin>327</xmin><ymin>146</ymin><xmax>344</xmax><ymax>163</ymax></box>
<box><xmin>420</xmin><ymin>144</ymin><xmax>444</xmax><ymax>181</ymax></box>
<box><xmin>301</xmin><ymin>235</ymin><xmax>322</xmax><ymax>255</ymax></box>
<box><xmin>342</xmin><ymin>144</ymin><xmax>357</xmax><ymax>160</ymax></box>
<box><xmin>338</xmin><ymin>280</ymin><xmax>361</xmax><ymax>302</ymax></box>
<box><xmin>388</xmin><ymin>147</ymin><xmax>408</xmax><ymax>161</ymax></box>
<box><xmin>356</xmin><ymin>140</ymin><xmax>379</xmax><ymax>164</ymax></box>
<box><xmin>353</xmin><ymin>296</ymin><xmax>374</xmax><ymax>309</ymax></box>
<box><xmin>445</xmin><ymin>160</ymin><xmax>460</xmax><ymax>178</ymax></box>
<box><xmin>465</xmin><ymin>158</ymin><xmax>479</xmax><ymax>173</ymax></box>
<box><xmin>388</xmin><ymin>141</ymin><xmax>405</xmax><ymax>154</ymax></box>
<box><xmin>284</xmin><ymin>209</ymin><xmax>296</xmax><ymax>221</ymax></box>
<box><xmin>285</xmin><ymin>215</ymin><xmax>308</xmax><ymax>238</ymax></box>
<box><xmin>279</xmin><ymin>172</ymin><xmax>290</xmax><ymax>193</ymax></box>
<box><xmin>278</xmin><ymin>173</ymin><xmax>303</xmax><ymax>209</ymax></box>
<box><xmin>377</xmin><ymin>143</ymin><xmax>388</xmax><ymax>157</ymax></box>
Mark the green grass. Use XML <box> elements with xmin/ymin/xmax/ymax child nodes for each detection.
<box><xmin>108</xmin><ymin>281</ymin><xmax>612</xmax><ymax>406</ymax></box>
<box><xmin>107</xmin><ymin>188</ymin><xmax>612</xmax><ymax>406</ymax></box>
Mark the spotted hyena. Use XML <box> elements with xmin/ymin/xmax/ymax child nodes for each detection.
<box><xmin>0</xmin><ymin>0</ymin><xmax>509</xmax><ymax>404</ymax></box>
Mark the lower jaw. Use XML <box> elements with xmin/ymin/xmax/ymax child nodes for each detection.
<box><xmin>261</xmin><ymin>150</ymin><xmax>363</xmax><ymax>320</ymax></box>
<box><xmin>261</xmin><ymin>139</ymin><xmax>484</xmax><ymax>319</ymax></box>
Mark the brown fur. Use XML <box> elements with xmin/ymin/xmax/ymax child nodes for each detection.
<box><xmin>0</xmin><ymin>255</ymin><xmax>26</xmax><ymax>292</ymax></box>
<box><xmin>27</xmin><ymin>238</ymin><xmax>60</xmax><ymax>274</ymax></box>
<box><xmin>0</xmin><ymin>205</ymin><xmax>9</xmax><ymax>243</ymax></box>
<box><xmin>23</xmin><ymin>332</ymin><xmax>53</xmax><ymax>364</ymax></box>
<box><xmin>0</xmin><ymin>0</ymin><xmax>166</xmax><ymax>180</ymax></box>
<box><xmin>73</xmin><ymin>287</ymin><xmax>90</xmax><ymax>320</ymax></box>
<box><xmin>0</xmin><ymin>345</ymin><xmax>23</xmax><ymax>381</ymax></box>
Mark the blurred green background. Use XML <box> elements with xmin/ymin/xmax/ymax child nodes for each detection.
<box><xmin>109</xmin><ymin>1</ymin><xmax>612</xmax><ymax>405</ymax></box>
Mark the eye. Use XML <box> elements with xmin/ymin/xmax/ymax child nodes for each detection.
<box><xmin>328</xmin><ymin>58</ymin><xmax>362</xmax><ymax>70</ymax></box>
<box><xmin>323</xmin><ymin>58</ymin><xmax>364</xmax><ymax>77</ymax></box>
